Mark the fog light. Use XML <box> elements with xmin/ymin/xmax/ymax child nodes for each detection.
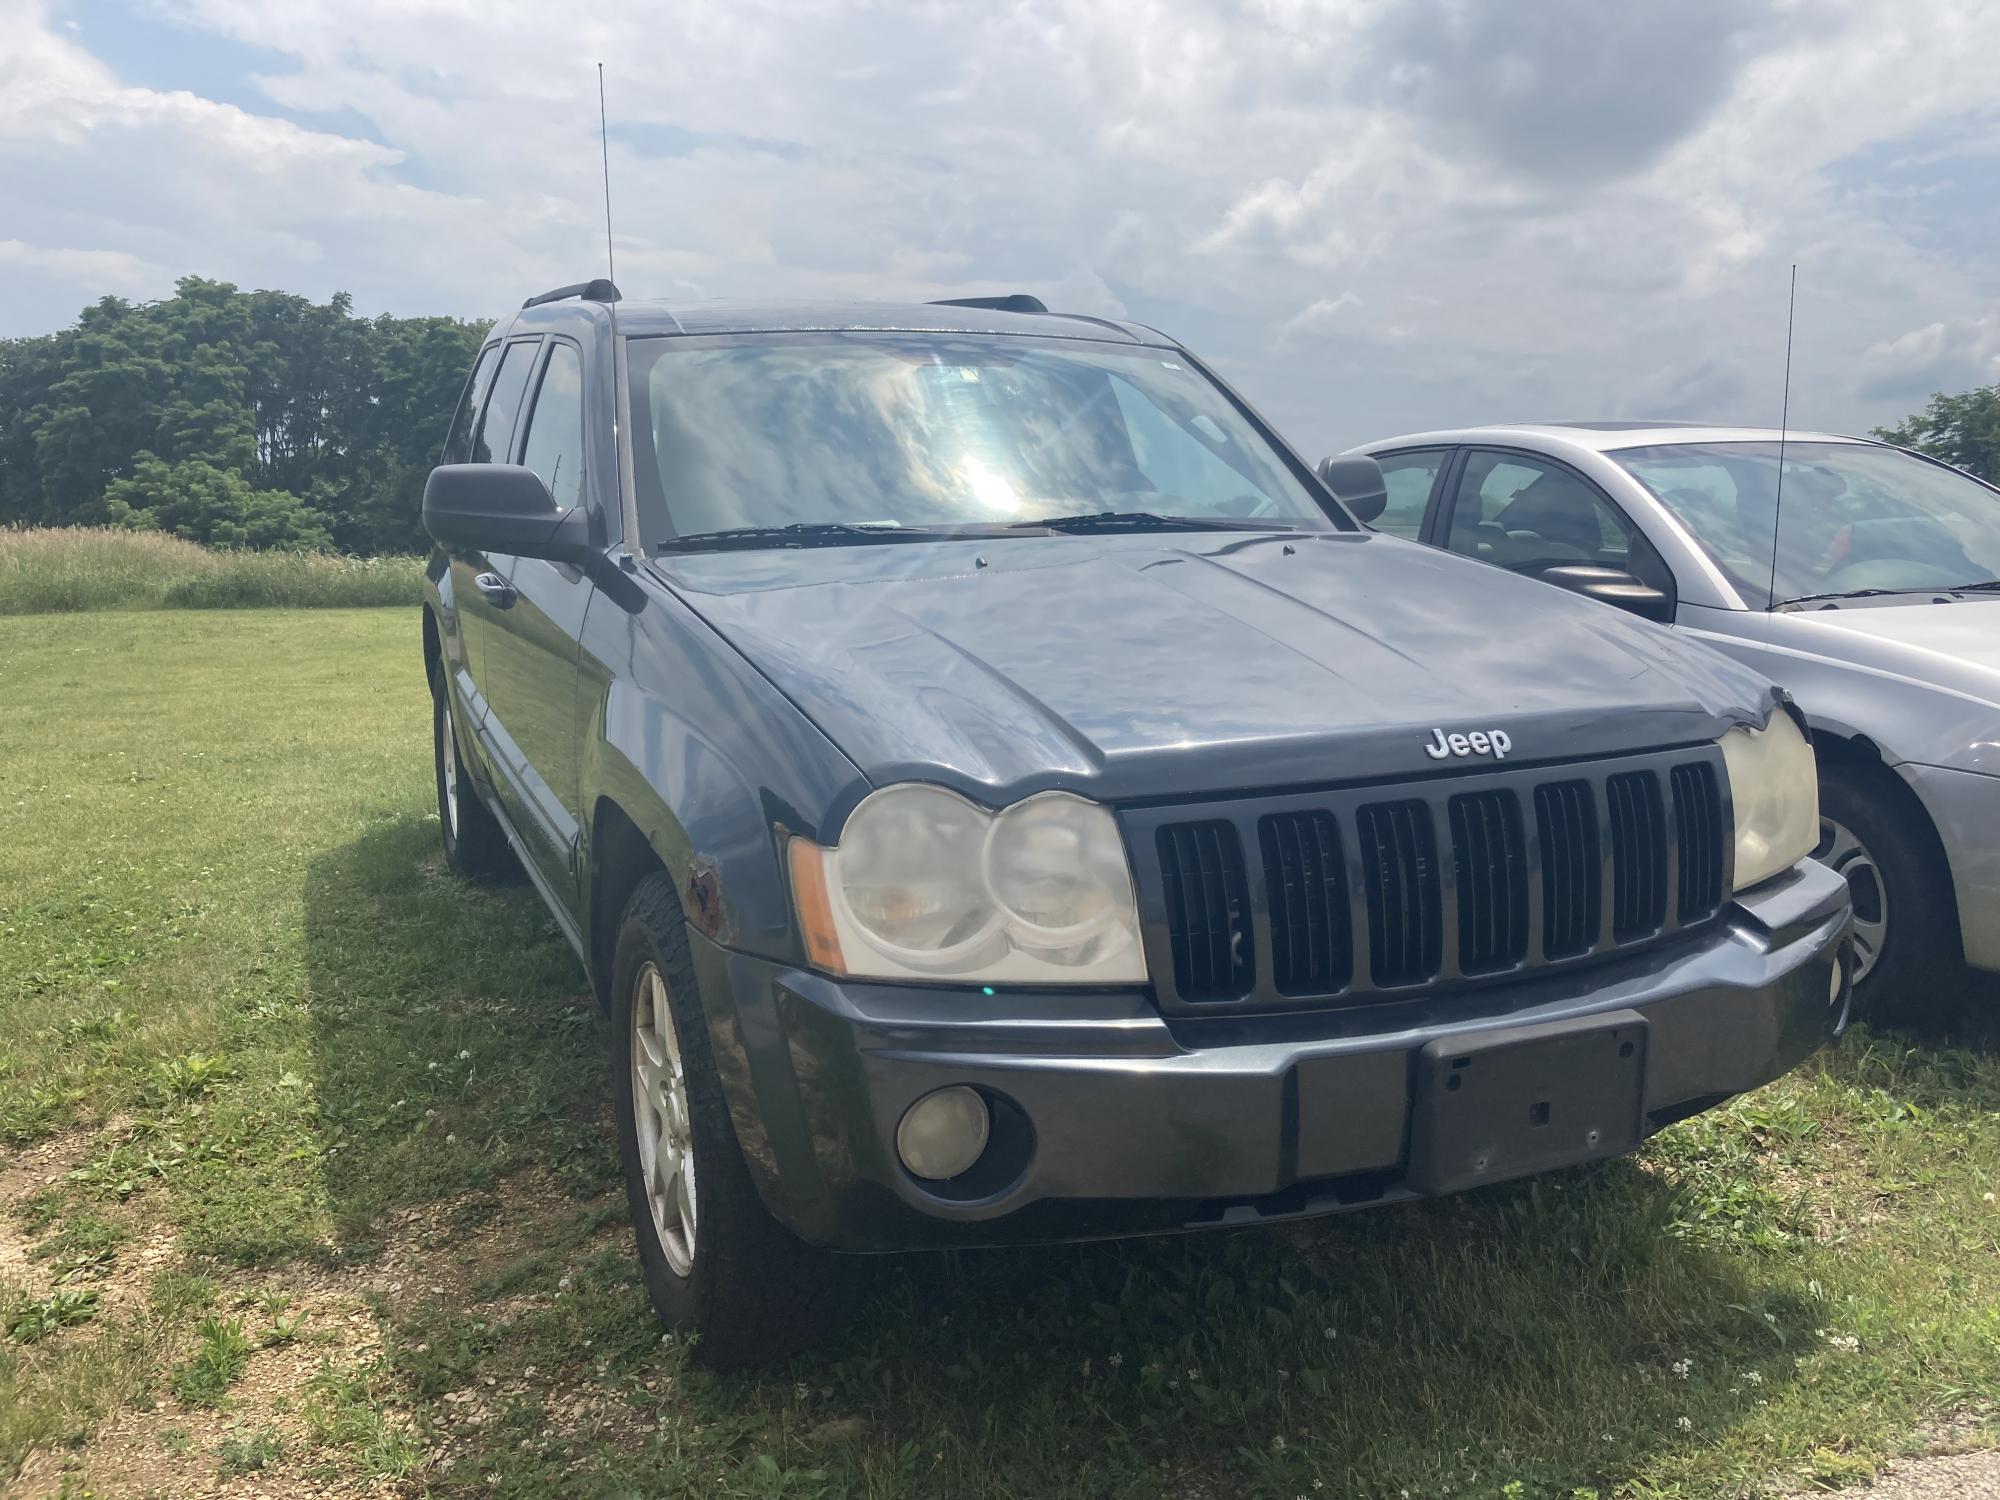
<box><xmin>896</xmin><ymin>1087</ymin><xmax>990</xmax><ymax>1181</ymax></box>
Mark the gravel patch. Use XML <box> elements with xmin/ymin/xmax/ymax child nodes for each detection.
<box><xmin>1844</xmin><ymin>1447</ymin><xmax>2000</xmax><ymax>1499</ymax></box>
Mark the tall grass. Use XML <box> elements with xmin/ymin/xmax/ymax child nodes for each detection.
<box><xmin>0</xmin><ymin>528</ymin><xmax>425</xmax><ymax>614</ymax></box>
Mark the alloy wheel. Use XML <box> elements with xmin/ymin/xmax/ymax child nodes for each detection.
<box><xmin>632</xmin><ymin>962</ymin><xmax>698</xmax><ymax>1276</ymax></box>
<box><xmin>1814</xmin><ymin>814</ymin><xmax>1887</xmax><ymax>984</ymax></box>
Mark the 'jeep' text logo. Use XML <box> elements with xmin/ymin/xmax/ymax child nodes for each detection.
<box><xmin>1424</xmin><ymin>727</ymin><xmax>1513</xmax><ymax>761</ymax></box>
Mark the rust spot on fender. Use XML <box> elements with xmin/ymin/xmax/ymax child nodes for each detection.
<box><xmin>687</xmin><ymin>860</ymin><xmax>728</xmax><ymax>941</ymax></box>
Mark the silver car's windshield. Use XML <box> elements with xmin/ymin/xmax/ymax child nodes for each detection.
<box><xmin>626</xmin><ymin>331</ymin><xmax>1340</xmax><ymax>546</ymax></box>
<box><xmin>1613</xmin><ymin>440</ymin><xmax>2000</xmax><ymax>607</ymax></box>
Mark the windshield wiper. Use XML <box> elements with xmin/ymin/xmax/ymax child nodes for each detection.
<box><xmin>659</xmin><ymin>521</ymin><xmax>971</xmax><ymax>552</ymax></box>
<box><xmin>1006</xmin><ymin>511</ymin><xmax>1299</xmax><ymax>535</ymax></box>
<box><xmin>1778</xmin><ymin>587</ymin><xmax>1935</xmax><ymax>607</ymax></box>
<box><xmin>1947</xmin><ymin>579</ymin><xmax>2000</xmax><ymax>593</ymax></box>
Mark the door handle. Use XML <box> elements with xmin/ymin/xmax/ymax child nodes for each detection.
<box><xmin>472</xmin><ymin>572</ymin><xmax>517</xmax><ymax>609</ymax></box>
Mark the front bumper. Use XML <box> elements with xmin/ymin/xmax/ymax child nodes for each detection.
<box><xmin>1897</xmin><ymin>761</ymin><xmax>2000</xmax><ymax>973</ymax></box>
<box><xmin>687</xmin><ymin>858</ymin><xmax>1852</xmax><ymax>1251</ymax></box>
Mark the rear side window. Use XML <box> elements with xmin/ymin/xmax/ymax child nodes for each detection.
<box><xmin>442</xmin><ymin>345</ymin><xmax>499</xmax><ymax>465</ymax></box>
<box><xmin>1372</xmin><ymin>450</ymin><xmax>1447</xmax><ymax>538</ymax></box>
<box><xmin>518</xmin><ymin>343</ymin><xmax>586</xmax><ymax>512</ymax></box>
<box><xmin>470</xmin><ymin>340</ymin><xmax>542</xmax><ymax>465</ymax></box>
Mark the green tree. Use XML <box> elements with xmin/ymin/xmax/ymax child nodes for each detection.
<box><xmin>0</xmin><ymin>279</ymin><xmax>485</xmax><ymax>552</ymax></box>
<box><xmin>103</xmin><ymin>453</ymin><xmax>334</xmax><ymax>551</ymax></box>
<box><xmin>1873</xmin><ymin>383</ymin><xmax>2000</xmax><ymax>485</ymax></box>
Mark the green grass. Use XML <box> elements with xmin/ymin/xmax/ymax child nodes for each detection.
<box><xmin>0</xmin><ymin>527</ymin><xmax>422</xmax><ymax>614</ymax></box>
<box><xmin>0</xmin><ymin>608</ymin><xmax>1996</xmax><ymax>1498</ymax></box>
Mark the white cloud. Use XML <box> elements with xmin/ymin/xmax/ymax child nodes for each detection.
<box><xmin>0</xmin><ymin>0</ymin><xmax>1997</xmax><ymax>451</ymax></box>
<box><xmin>0</xmin><ymin>238</ymin><xmax>160</xmax><ymax>293</ymax></box>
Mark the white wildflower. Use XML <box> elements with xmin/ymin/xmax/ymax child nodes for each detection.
<box><xmin>1108</xmin><ymin>1352</ymin><xmax>1123</xmax><ymax>1368</ymax></box>
<box><xmin>1744</xmin><ymin>1371</ymin><xmax>1763</xmax><ymax>1386</ymax></box>
<box><xmin>1677</xmin><ymin>1416</ymin><xmax>1693</xmax><ymax>1433</ymax></box>
<box><xmin>1670</xmin><ymin>1358</ymin><xmax>1692</xmax><ymax>1379</ymax></box>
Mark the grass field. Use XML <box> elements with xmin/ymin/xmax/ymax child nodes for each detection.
<box><xmin>0</xmin><ymin>529</ymin><xmax>423</xmax><ymax>614</ymax></box>
<box><xmin>1</xmin><ymin>608</ymin><xmax>1996</xmax><ymax>1499</ymax></box>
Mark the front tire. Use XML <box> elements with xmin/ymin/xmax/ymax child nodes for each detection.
<box><xmin>430</xmin><ymin>657</ymin><xmax>514</xmax><ymax>881</ymax></box>
<box><xmin>1814</xmin><ymin>759</ymin><xmax>1961</xmax><ymax>1021</ymax></box>
<box><xmin>610</xmin><ymin>872</ymin><xmax>839</xmax><ymax>1367</ymax></box>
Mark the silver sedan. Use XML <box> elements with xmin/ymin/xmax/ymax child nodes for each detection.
<box><xmin>1339</xmin><ymin>422</ymin><xmax>2000</xmax><ymax>1017</ymax></box>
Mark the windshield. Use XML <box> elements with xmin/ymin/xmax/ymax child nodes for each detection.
<box><xmin>1613</xmin><ymin>440</ymin><xmax>2000</xmax><ymax>606</ymax></box>
<box><xmin>626</xmin><ymin>332</ymin><xmax>1339</xmax><ymax>545</ymax></box>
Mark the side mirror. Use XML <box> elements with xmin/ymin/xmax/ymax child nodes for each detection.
<box><xmin>1539</xmin><ymin>563</ymin><xmax>1676</xmax><ymax>625</ymax></box>
<box><xmin>423</xmin><ymin>464</ymin><xmax>591</xmax><ymax>564</ymax></box>
<box><xmin>1316</xmin><ymin>454</ymin><xmax>1388</xmax><ymax>524</ymax></box>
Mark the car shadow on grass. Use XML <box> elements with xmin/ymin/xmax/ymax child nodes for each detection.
<box><xmin>302</xmin><ymin>820</ymin><xmax>1838</xmax><ymax>1497</ymax></box>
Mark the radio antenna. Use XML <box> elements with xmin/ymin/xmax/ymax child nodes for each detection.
<box><xmin>1766</xmin><ymin>263</ymin><xmax>1797</xmax><ymax>610</ymax></box>
<box><xmin>597</xmin><ymin>63</ymin><xmax>617</xmax><ymax>284</ymax></box>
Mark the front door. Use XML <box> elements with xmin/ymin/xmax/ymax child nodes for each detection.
<box><xmin>480</xmin><ymin>338</ymin><xmax>595</xmax><ymax>902</ymax></box>
<box><xmin>443</xmin><ymin>337</ymin><xmax>542</xmax><ymax>732</ymax></box>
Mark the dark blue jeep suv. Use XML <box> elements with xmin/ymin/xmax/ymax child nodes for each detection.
<box><xmin>420</xmin><ymin>283</ymin><xmax>1852</xmax><ymax>1364</ymax></box>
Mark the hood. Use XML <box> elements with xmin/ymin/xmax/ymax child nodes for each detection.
<box><xmin>656</xmin><ymin>531</ymin><xmax>1779</xmax><ymax>804</ymax></box>
<box><xmin>1777</xmin><ymin>599</ymin><xmax>2000</xmax><ymax>706</ymax></box>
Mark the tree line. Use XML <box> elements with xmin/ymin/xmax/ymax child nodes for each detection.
<box><xmin>0</xmin><ymin>278</ymin><xmax>484</xmax><ymax>554</ymax></box>
<box><xmin>1</xmin><ymin>277</ymin><xmax>1996</xmax><ymax>554</ymax></box>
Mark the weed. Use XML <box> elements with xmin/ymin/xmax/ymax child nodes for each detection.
<box><xmin>4</xmin><ymin>1289</ymin><xmax>101</xmax><ymax>1345</ymax></box>
<box><xmin>216</xmin><ymin>1424</ymin><xmax>284</xmax><ymax>1477</ymax></box>
<box><xmin>169</xmin><ymin>1315</ymin><xmax>252</xmax><ymax>1407</ymax></box>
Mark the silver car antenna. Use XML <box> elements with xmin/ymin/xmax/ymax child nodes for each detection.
<box><xmin>1766</xmin><ymin>263</ymin><xmax>1797</xmax><ymax>610</ymax></box>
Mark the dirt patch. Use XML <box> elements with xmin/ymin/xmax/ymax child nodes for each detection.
<box><xmin>0</xmin><ymin>1132</ymin><xmax>97</xmax><ymax>1297</ymax></box>
<box><xmin>8</xmin><ymin>1167</ymin><xmax>639</xmax><ymax>1498</ymax></box>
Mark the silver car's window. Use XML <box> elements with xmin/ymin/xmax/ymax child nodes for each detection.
<box><xmin>626</xmin><ymin>332</ymin><xmax>1337</xmax><ymax>542</ymax></box>
<box><xmin>1371</xmin><ymin>450</ymin><xmax>1447</xmax><ymax>539</ymax></box>
<box><xmin>1614</xmin><ymin>440</ymin><xmax>2000</xmax><ymax>606</ymax></box>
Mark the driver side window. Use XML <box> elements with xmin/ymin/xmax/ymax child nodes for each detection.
<box><xmin>1444</xmin><ymin>449</ymin><xmax>1635</xmax><ymax>577</ymax></box>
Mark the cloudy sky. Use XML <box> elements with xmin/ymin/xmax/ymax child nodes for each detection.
<box><xmin>2</xmin><ymin>0</ymin><xmax>1997</xmax><ymax>455</ymax></box>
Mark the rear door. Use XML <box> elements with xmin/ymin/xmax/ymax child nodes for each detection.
<box><xmin>481</xmin><ymin>337</ymin><xmax>596</xmax><ymax>899</ymax></box>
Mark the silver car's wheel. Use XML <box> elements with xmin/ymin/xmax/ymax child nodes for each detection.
<box><xmin>1815</xmin><ymin>814</ymin><xmax>1887</xmax><ymax>984</ymax></box>
<box><xmin>440</xmin><ymin>694</ymin><xmax>461</xmax><ymax>837</ymax></box>
<box><xmin>631</xmin><ymin>962</ymin><xmax>698</xmax><ymax>1277</ymax></box>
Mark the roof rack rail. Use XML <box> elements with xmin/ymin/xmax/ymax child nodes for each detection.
<box><xmin>929</xmin><ymin>293</ymin><xmax>1048</xmax><ymax>314</ymax></box>
<box><xmin>521</xmin><ymin>278</ymin><xmax>622</xmax><ymax>310</ymax></box>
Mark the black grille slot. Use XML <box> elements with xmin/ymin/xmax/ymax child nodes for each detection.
<box><xmin>1156</xmin><ymin>820</ymin><xmax>1254</xmax><ymax>1001</ymax></box>
<box><xmin>1259</xmin><ymin>811</ymin><xmax>1352</xmax><ymax>995</ymax></box>
<box><xmin>1607</xmin><ymin>771</ymin><xmax>1668</xmax><ymax>940</ymax></box>
<box><xmin>1671</xmin><ymin>762</ymin><xmax>1725</xmax><ymax>922</ymax></box>
<box><xmin>1356</xmin><ymin>800</ymin><xmax>1442</xmax><ymax>987</ymax></box>
<box><xmin>1534</xmin><ymin>779</ymin><xmax>1601</xmax><ymax>959</ymax></box>
<box><xmin>1448</xmin><ymin>790</ymin><xmax>1528</xmax><ymax>974</ymax></box>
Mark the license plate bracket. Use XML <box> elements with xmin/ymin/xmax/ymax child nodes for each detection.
<box><xmin>1406</xmin><ymin>1009</ymin><xmax>1649</xmax><ymax>1196</ymax></box>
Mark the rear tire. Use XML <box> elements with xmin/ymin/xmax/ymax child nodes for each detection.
<box><xmin>610</xmin><ymin>871</ymin><xmax>840</xmax><ymax>1367</ymax></box>
<box><xmin>1814</xmin><ymin>758</ymin><xmax>1961</xmax><ymax>1022</ymax></box>
<box><xmin>430</xmin><ymin>657</ymin><xmax>515</xmax><ymax>881</ymax></box>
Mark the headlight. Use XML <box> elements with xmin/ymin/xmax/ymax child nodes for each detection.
<box><xmin>1719</xmin><ymin>711</ymin><xmax>1818</xmax><ymax>891</ymax></box>
<box><xmin>787</xmin><ymin>785</ymin><xmax>1147</xmax><ymax>983</ymax></box>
